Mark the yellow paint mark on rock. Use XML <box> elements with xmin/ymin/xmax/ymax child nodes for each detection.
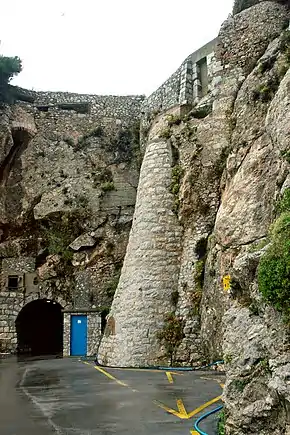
<box><xmin>223</xmin><ymin>275</ymin><xmax>231</xmax><ymax>291</ymax></box>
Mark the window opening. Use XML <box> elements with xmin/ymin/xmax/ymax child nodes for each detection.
<box><xmin>197</xmin><ymin>57</ymin><xmax>209</xmax><ymax>98</ymax></box>
<box><xmin>8</xmin><ymin>275</ymin><xmax>19</xmax><ymax>290</ymax></box>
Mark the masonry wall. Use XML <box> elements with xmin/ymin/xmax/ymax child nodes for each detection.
<box><xmin>141</xmin><ymin>39</ymin><xmax>218</xmax><ymax>118</ymax></box>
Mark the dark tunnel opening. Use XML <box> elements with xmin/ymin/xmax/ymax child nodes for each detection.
<box><xmin>16</xmin><ymin>299</ymin><xmax>63</xmax><ymax>358</ymax></box>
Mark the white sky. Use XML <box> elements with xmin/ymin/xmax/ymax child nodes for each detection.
<box><xmin>1</xmin><ymin>0</ymin><xmax>233</xmax><ymax>96</ymax></box>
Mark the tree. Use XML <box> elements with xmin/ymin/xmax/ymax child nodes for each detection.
<box><xmin>0</xmin><ymin>55</ymin><xmax>22</xmax><ymax>102</ymax></box>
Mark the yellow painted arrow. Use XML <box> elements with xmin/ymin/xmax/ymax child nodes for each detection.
<box><xmin>165</xmin><ymin>371</ymin><xmax>183</xmax><ymax>383</ymax></box>
<box><xmin>154</xmin><ymin>394</ymin><xmax>222</xmax><ymax>420</ymax></box>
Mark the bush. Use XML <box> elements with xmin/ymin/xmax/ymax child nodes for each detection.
<box><xmin>281</xmin><ymin>150</ymin><xmax>290</xmax><ymax>164</ymax></box>
<box><xmin>159</xmin><ymin>127</ymin><xmax>171</xmax><ymax>139</ymax></box>
<box><xmin>218</xmin><ymin>409</ymin><xmax>225</xmax><ymax>435</ymax></box>
<box><xmin>0</xmin><ymin>55</ymin><xmax>22</xmax><ymax>83</ymax></box>
<box><xmin>277</xmin><ymin>188</ymin><xmax>290</xmax><ymax>214</ymax></box>
<box><xmin>101</xmin><ymin>181</ymin><xmax>115</xmax><ymax>192</ymax></box>
<box><xmin>157</xmin><ymin>313</ymin><xmax>185</xmax><ymax>366</ymax></box>
<box><xmin>0</xmin><ymin>55</ymin><xmax>22</xmax><ymax>102</ymax></box>
<box><xmin>258</xmin><ymin>211</ymin><xmax>290</xmax><ymax>319</ymax></box>
<box><xmin>166</xmin><ymin>114</ymin><xmax>182</xmax><ymax>127</ymax></box>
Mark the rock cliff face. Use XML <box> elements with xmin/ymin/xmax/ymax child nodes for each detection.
<box><xmin>0</xmin><ymin>92</ymin><xmax>144</xmax><ymax>353</ymax></box>
<box><xmin>99</xmin><ymin>1</ymin><xmax>290</xmax><ymax>433</ymax></box>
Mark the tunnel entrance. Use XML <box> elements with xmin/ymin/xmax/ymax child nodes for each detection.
<box><xmin>16</xmin><ymin>299</ymin><xmax>63</xmax><ymax>357</ymax></box>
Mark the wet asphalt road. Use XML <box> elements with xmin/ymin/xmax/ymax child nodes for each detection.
<box><xmin>0</xmin><ymin>357</ymin><xmax>224</xmax><ymax>435</ymax></box>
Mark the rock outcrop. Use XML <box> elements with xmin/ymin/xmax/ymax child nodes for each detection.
<box><xmin>99</xmin><ymin>1</ymin><xmax>290</xmax><ymax>433</ymax></box>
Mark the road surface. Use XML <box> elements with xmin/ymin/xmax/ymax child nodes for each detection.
<box><xmin>0</xmin><ymin>356</ymin><xmax>224</xmax><ymax>435</ymax></box>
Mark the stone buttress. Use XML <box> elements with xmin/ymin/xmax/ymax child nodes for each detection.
<box><xmin>98</xmin><ymin>137</ymin><xmax>182</xmax><ymax>367</ymax></box>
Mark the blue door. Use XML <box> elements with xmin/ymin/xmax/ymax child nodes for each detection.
<box><xmin>70</xmin><ymin>315</ymin><xmax>87</xmax><ymax>356</ymax></box>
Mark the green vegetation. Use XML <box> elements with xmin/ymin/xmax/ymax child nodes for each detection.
<box><xmin>218</xmin><ymin>409</ymin><xmax>225</xmax><ymax>435</ymax></box>
<box><xmin>278</xmin><ymin>188</ymin><xmax>290</xmax><ymax>213</ymax></box>
<box><xmin>280</xmin><ymin>29</ymin><xmax>290</xmax><ymax>60</ymax></box>
<box><xmin>231</xmin><ymin>378</ymin><xmax>249</xmax><ymax>392</ymax></box>
<box><xmin>0</xmin><ymin>55</ymin><xmax>22</xmax><ymax>102</ymax></box>
<box><xmin>91</xmin><ymin>167</ymin><xmax>114</xmax><ymax>189</ymax></box>
<box><xmin>258</xmin><ymin>188</ymin><xmax>290</xmax><ymax>321</ymax></box>
<box><xmin>101</xmin><ymin>181</ymin><xmax>115</xmax><ymax>192</ymax></box>
<box><xmin>170</xmin><ymin>165</ymin><xmax>184</xmax><ymax>216</ymax></box>
<box><xmin>248</xmin><ymin>238</ymin><xmax>269</xmax><ymax>253</ymax></box>
<box><xmin>249</xmin><ymin>301</ymin><xmax>260</xmax><ymax>316</ymax></box>
<box><xmin>281</xmin><ymin>150</ymin><xmax>290</xmax><ymax>164</ymax></box>
<box><xmin>171</xmin><ymin>290</ymin><xmax>179</xmax><ymax>307</ymax></box>
<box><xmin>252</xmin><ymin>77</ymin><xmax>279</xmax><ymax>103</ymax></box>
<box><xmin>157</xmin><ymin>313</ymin><xmax>185</xmax><ymax>366</ymax></box>
<box><xmin>223</xmin><ymin>354</ymin><xmax>233</xmax><ymax>364</ymax></box>
<box><xmin>159</xmin><ymin>127</ymin><xmax>171</xmax><ymax>139</ymax></box>
<box><xmin>105</xmin><ymin>273</ymin><xmax>121</xmax><ymax>298</ymax></box>
<box><xmin>258</xmin><ymin>57</ymin><xmax>275</xmax><ymax>75</ymax></box>
<box><xmin>63</xmin><ymin>136</ymin><xmax>75</xmax><ymax>147</ymax></box>
<box><xmin>166</xmin><ymin>114</ymin><xmax>182</xmax><ymax>127</ymax></box>
<box><xmin>170</xmin><ymin>165</ymin><xmax>184</xmax><ymax>195</ymax></box>
<box><xmin>76</xmin><ymin>126</ymin><xmax>104</xmax><ymax>149</ymax></box>
<box><xmin>194</xmin><ymin>260</ymin><xmax>205</xmax><ymax>293</ymax></box>
<box><xmin>41</xmin><ymin>208</ymin><xmax>90</xmax><ymax>266</ymax></box>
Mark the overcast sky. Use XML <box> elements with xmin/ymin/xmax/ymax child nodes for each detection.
<box><xmin>1</xmin><ymin>0</ymin><xmax>233</xmax><ymax>96</ymax></box>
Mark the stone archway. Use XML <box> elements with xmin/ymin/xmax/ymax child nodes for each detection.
<box><xmin>15</xmin><ymin>299</ymin><xmax>63</xmax><ymax>357</ymax></box>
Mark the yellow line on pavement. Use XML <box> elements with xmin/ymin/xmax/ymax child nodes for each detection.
<box><xmin>177</xmin><ymin>399</ymin><xmax>187</xmax><ymax>415</ymax></box>
<box><xmin>166</xmin><ymin>371</ymin><xmax>174</xmax><ymax>384</ymax></box>
<box><xmin>82</xmin><ymin>361</ymin><xmax>222</xmax><ymax>422</ymax></box>
<box><xmin>154</xmin><ymin>400</ymin><xmax>184</xmax><ymax>419</ymax></box>
<box><xmin>94</xmin><ymin>365</ymin><xmax>129</xmax><ymax>387</ymax></box>
<box><xmin>188</xmin><ymin>395</ymin><xmax>222</xmax><ymax>418</ymax></box>
<box><xmin>190</xmin><ymin>431</ymin><xmax>200</xmax><ymax>435</ymax></box>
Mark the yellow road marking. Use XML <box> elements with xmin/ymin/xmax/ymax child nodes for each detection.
<box><xmin>166</xmin><ymin>371</ymin><xmax>174</xmax><ymax>384</ymax></box>
<box><xmin>155</xmin><ymin>395</ymin><xmax>222</xmax><ymax>420</ymax></box>
<box><xmin>190</xmin><ymin>431</ymin><xmax>199</xmax><ymax>435</ymax></box>
<box><xmin>188</xmin><ymin>395</ymin><xmax>222</xmax><ymax>418</ymax></box>
<box><xmin>82</xmin><ymin>361</ymin><xmax>222</xmax><ymax>421</ymax></box>
<box><xmin>177</xmin><ymin>399</ymin><xmax>187</xmax><ymax>416</ymax></box>
<box><xmin>94</xmin><ymin>365</ymin><xmax>129</xmax><ymax>387</ymax></box>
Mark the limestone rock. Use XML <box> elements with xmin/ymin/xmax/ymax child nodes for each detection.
<box><xmin>69</xmin><ymin>233</ymin><xmax>96</xmax><ymax>251</ymax></box>
<box><xmin>37</xmin><ymin>255</ymin><xmax>61</xmax><ymax>280</ymax></box>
